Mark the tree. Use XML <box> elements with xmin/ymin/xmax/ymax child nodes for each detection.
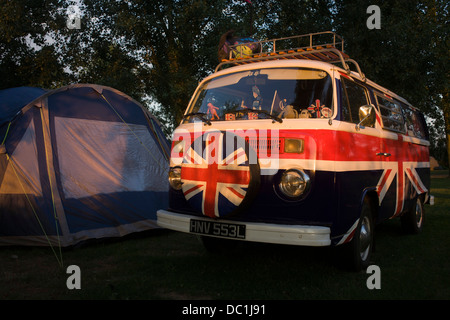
<box><xmin>76</xmin><ymin>0</ymin><xmax>239</xmax><ymax>132</ymax></box>
<box><xmin>334</xmin><ymin>0</ymin><xmax>449</xmax><ymax>172</ymax></box>
<box><xmin>253</xmin><ymin>0</ymin><xmax>335</xmax><ymax>39</ymax></box>
<box><xmin>55</xmin><ymin>1</ymin><xmax>147</xmax><ymax>102</ymax></box>
<box><xmin>0</xmin><ymin>0</ymin><xmax>67</xmax><ymax>90</ymax></box>
<box><xmin>2</xmin><ymin>0</ymin><xmax>447</xmax><ymax>163</ymax></box>
<box><xmin>424</xmin><ymin>0</ymin><xmax>449</xmax><ymax>170</ymax></box>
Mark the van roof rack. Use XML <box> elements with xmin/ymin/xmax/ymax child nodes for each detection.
<box><xmin>215</xmin><ymin>31</ymin><xmax>365</xmax><ymax>80</ymax></box>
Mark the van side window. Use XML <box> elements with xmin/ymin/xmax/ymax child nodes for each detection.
<box><xmin>340</xmin><ymin>78</ymin><xmax>370</xmax><ymax>125</ymax></box>
<box><xmin>403</xmin><ymin>106</ymin><xmax>427</xmax><ymax>139</ymax></box>
<box><xmin>376</xmin><ymin>94</ymin><xmax>405</xmax><ymax>133</ymax></box>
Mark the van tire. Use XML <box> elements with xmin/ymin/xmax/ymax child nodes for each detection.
<box><xmin>401</xmin><ymin>196</ymin><xmax>424</xmax><ymax>234</ymax></box>
<box><xmin>342</xmin><ymin>197</ymin><xmax>375</xmax><ymax>271</ymax></box>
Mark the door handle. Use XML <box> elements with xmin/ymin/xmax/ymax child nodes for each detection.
<box><xmin>376</xmin><ymin>152</ymin><xmax>391</xmax><ymax>157</ymax></box>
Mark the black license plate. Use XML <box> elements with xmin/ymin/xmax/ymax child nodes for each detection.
<box><xmin>190</xmin><ymin>219</ymin><xmax>246</xmax><ymax>239</ymax></box>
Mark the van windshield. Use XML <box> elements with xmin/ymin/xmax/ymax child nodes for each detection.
<box><xmin>183</xmin><ymin>68</ymin><xmax>333</xmax><ymax>124</ymax></box>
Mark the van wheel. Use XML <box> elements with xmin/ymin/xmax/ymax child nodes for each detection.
<box><xmin>401</xmin><ymin>196</ymin><xmax>424</xmax><ymax>234</ymax></box>
<box><xmin>342</xmin><ymin>197</ymin><xmax>374</xmax><ymax>271</ymax></box>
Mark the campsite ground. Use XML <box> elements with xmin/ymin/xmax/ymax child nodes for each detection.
<box><xmin>1</xmin><ymin>171</ymin><xmax>449</xmax><ymax>301</ymax></box>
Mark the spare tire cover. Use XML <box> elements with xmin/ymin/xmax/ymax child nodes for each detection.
<box><xmin>180</xmin><ymin>130</ymin><xmax>260</xmax><ymax>218</ymax></box>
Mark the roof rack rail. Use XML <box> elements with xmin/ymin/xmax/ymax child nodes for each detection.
<box><xmin>215</xmin><ymin>31</ymin><xmax>365</xmax><ymax>80</ymax></box>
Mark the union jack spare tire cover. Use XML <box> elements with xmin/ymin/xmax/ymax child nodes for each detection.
<box><xmin>181</xmin><ymin>131</ymin><xmax>260</xmax><ymax>218</ymax></box>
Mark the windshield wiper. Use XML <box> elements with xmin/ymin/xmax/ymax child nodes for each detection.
<box><xmin>182</xmin><ymin>112</ymin><xmax>212</xmax><ymax>125</ymax></box>
<box><xmin>238</xmin><ymin>109</ymin><xmax>283</xmax><ymax>123</ymax></box>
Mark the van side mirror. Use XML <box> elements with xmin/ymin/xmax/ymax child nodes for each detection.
<box><xmin>356</xmin><ymin>104</ymin><xmax>376</xmax><ymax>131</ymax></box>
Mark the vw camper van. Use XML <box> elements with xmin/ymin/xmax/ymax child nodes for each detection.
<box><xmin>157</xmin><ymin>32</ymin><xmax>433</xmax><ymax>270</ymax></box>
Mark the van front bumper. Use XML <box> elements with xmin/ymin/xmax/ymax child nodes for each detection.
<box><xmin>156</xmin><ymin>210</ymin><xmax>331</xmax><ymax>247</ymax></box>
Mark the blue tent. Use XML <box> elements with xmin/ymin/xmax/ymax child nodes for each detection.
<box><xmin>0</xmin><ymin>84</ymin><xmax>170</xmax><ymax>246</ymax></box>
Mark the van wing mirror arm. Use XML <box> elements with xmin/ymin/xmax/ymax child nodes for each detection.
<box><xmin>356</xmin><ymin>104</ymin><xmax>376</xmax><ymax>131</ymax></box>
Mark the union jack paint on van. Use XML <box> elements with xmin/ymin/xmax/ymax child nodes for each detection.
<box><xmin>157</xmin><ymin>32</ymin><xmax>434</xmax><ymax>271</ymax></box>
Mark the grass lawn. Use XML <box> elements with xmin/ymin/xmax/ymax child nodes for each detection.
<box><xmin>1</xmin><ymin>172</ymin><xmax>449</xmax><ymax>300</ymax></box>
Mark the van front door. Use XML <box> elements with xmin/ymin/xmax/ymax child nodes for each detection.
<box><xmin>335</xmin><ymin>74</ymin><xmax>381</xmax><ymax>236</ymax></box>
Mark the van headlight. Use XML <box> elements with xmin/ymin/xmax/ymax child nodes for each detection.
<box><xmin>169</xmin><ymin>167</ymin><xmax>182</xmax><ymax>190</ymax></box>
<box><xmin>278</xmin><ymin>169</ymin><xmax>310</xmax><ymax>198</ymax></box>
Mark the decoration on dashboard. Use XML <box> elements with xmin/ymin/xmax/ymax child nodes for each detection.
<box><xmin>308</xmin><ymin>99</ymin><xmax>332</xmax><ymax>118</ymax></box>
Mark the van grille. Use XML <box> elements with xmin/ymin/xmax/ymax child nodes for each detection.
<box><xmin>245</xmin><ymin>137</ymin><xmax>281</xmax><ymax>155</ymax></box>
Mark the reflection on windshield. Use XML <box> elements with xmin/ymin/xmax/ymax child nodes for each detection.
<box><xmin>183</xmin><ymin>68</ymin><xmax>333</xmax><ymax>123</ymax></box>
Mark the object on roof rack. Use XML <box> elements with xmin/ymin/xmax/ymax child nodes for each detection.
<box><xmin>218</xmin><ymin>30</ymin><xmax>261</xmax><ymax>62</ymax></box>
<box><xmin>215</xmin><ymin>31</ymin><xmax>365</xmax><ymax>81</ymax></box>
